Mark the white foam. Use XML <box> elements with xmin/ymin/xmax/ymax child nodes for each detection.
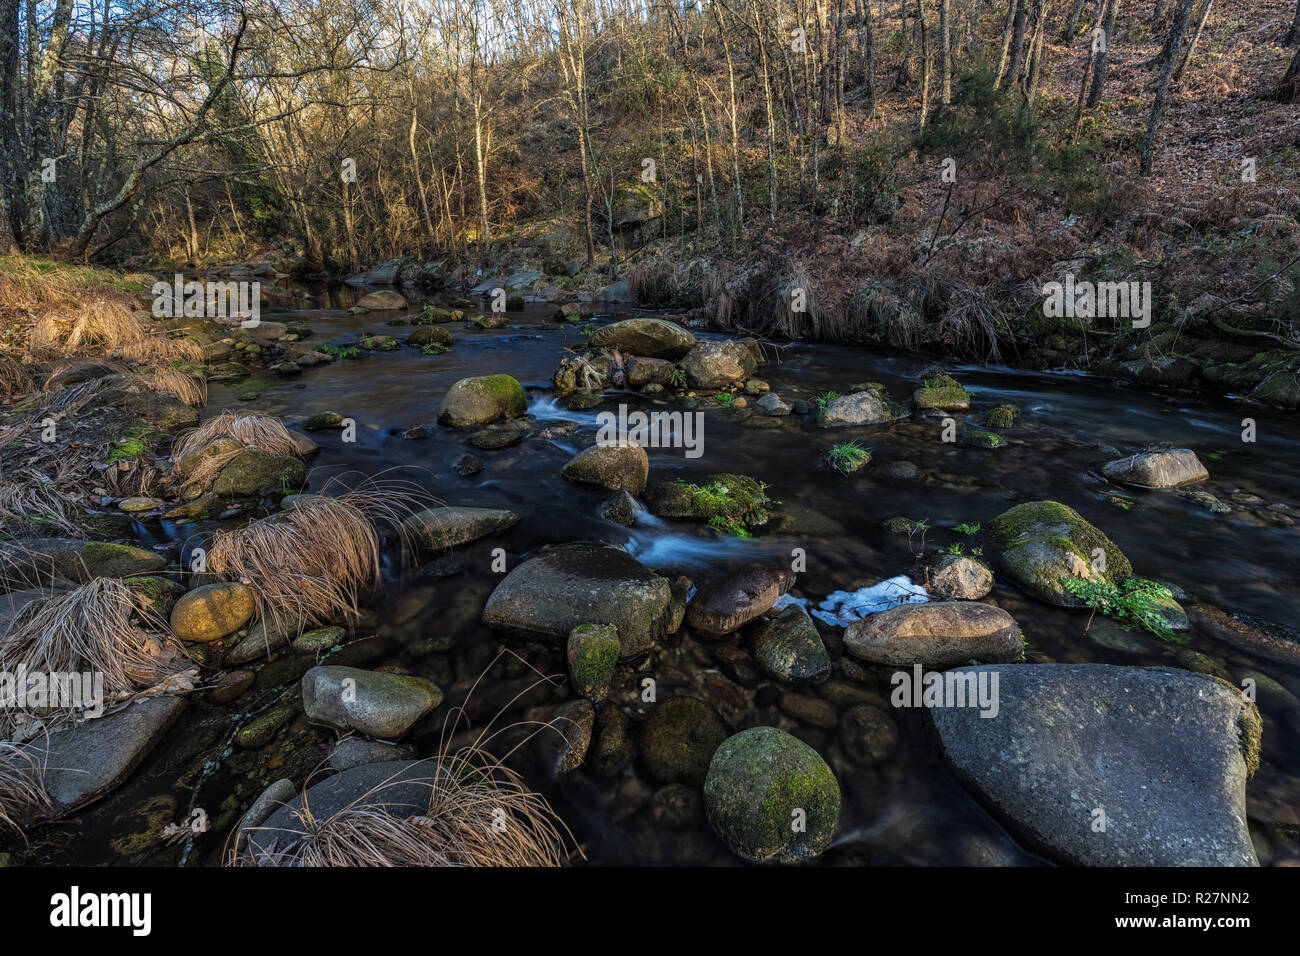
<box><xmin>775</xmin><ymin>574</ymin><xmax>928</xmax><ymax>627</ymax></box>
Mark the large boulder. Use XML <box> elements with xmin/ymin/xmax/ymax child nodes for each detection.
<box><xmin>1102</xmin><ymin>449</ymin><xmax>1209</xmax><ymax>488</ymax></box>
<box><xmin>931</xmin><ymin>664</ymin><xmax>1260</xmax><ymax>866</ymax></box>
<box><xmin>589</xmin><ymin>318</ymin><xmax>696</xmax><ymax>358</ymax></box>
<box><xmin>561</xmin><ymin>441</ymin><xmax>649</xmax><ymax>495</ymax></box>
<box><xmin>402</xmin><ymin>506</ymin><xmax>520</xmax><ymax>551</ymax></box>
<box><xmin>704</xmin><ymin>726</ymin><xmax>841</xmax><ymax>863</ymax></box>
<box><xmin>680</xmin><ymin>340</ymin><xmax>757</xmax><ymax>389</ymax></box>
<box><xmin>687</xmin><ymin>565</ymin><xmax>794</xmax><ymax>636</ymax></box>
<box><xmin>844</xmin><ymin>601</ymin><xmax>1021</xmax><ymax>666</ymax></box>
<box><xmin>482</xmin><ymin>544</ymin><xmax>673</xmax><ymax>656</ymax></box>
<box><xmin>985</xmin><ymin>500</ymin><xmax>1132</xmax><ymax>607</ymax></box>
<box><xmin>302</xmin><ymin>666</ymin><xmax>443</xmax><ymax>739</ymax></box>
<box><xmin>437</xmin><ymin>374</ymin><xmax>527</xmax><ymax>428</ymax></box>
<box><xmin>0</xmin><ymin>539</ymin><xmax>165</xmax><ymax>591</ymax></box>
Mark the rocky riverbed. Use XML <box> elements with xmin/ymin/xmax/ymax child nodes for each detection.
<box><xmin>3</xmin><ymin>275</ymin><xmax>1298</xmax><ymax>868</ymax></box>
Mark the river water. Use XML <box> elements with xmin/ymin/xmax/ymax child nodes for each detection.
<box><xmin>34</xmin><ymin>280</ymin><xmax>1300</xmax><ymax>866</ymax></box>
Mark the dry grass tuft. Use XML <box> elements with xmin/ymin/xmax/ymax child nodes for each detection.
<box><xmin>172</xmin><ymin>411</ymin><xmax>298</xmax><ymax>489</ymax></box>
<box><xmin>0</xmin><ymin>578</ymin><xmax>185</xmax><ymax>732</ymax></box>
<box><xmin>0</xmin><ymin>742</ymin><xmax>51</xmax><ymax>835</ymax></box>
<box><xmin>28</xmin><ymin>299</ymin><xmax>201</xmax><ymax>364</ymax></box>
<box><xmin>207</xmin><ymin>481</ymin><xmax>425</xmax><ymax>630</ymax></box>
<box><xmin>143</xmin><ymin>367</ymin><xmax>207</xmax><ymax>408</ymax></box>
<box><xmin>230</xmin><ymin>748</ymin><xmax>572</xmax><ymax>867</ymax></box>
<box><xmin>0</xmin><ymin>356</ymin><xmax>34</xmax><ymax>404</ymax></box>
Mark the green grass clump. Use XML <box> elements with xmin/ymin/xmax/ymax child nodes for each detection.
<box><xmin>984</xmin><ymin>404</ymin><xmax>1020</xmax><ymax>428</ymax></box>
<box><xmin>673</xmin><ymin>474</ymin><xmax>772</xmax><ymax>532</ymax></box>
<box><xmin>825</xmin><ymin>440</ymin><xmax>871</xmax><ymax>476</ymax></box>
<box><xmin>714</xmin><ymin>392</ymin><xmax>734</xmax><ymax>407</ymax></box>
<box><xmin>666</xmin><ymin>368</ymin><xmax>687</xmax><ymax>389</ymax></box>
<box><xmin>421</xmin><ymin>343</ymin><xmax>449</xmax><ymax>355</ymax></box>
<box><xmin>1062</xmin><ymin>576</ymin><xmax>1182</xmax><ymax>642</ymax></box>
<box><xmin>319</xmin><ymin>344</ymin><xmax>361</xmax><ymax>360</ymax></box>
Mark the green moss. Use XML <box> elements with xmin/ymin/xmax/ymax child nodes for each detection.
<box><xmin>984</xmin><ymin>404</ymin><xmax>1021</xmax><ymax>428</ymax></box>
<box><xmin>676</xmin><ymin>473</ymin><xmax>771</xmax><ymax>528</ymax></box>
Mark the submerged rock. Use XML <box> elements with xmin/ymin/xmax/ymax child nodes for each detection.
<box><xmin>704</xmin><ymin>726</ymin><xmax>840</xmax><ymax>863</ymax></box>
<box><xmin>599</xmin><ymin>489</ymin><xmax>639</xmax><ymax>525</ymax></box>
<box><xmin>302</xmin><ymin>665</ymin><xmax>443</xmax><ymax>739</ymax></box>
<box><xmin>755</xmin><ymin>392</ymin><xmax>791</xmax><ymax>416</ymax></box>
<box><xmin>687</xmin><ymin>565</ymin><xmax>794</xmax><ymax>636</ymax></box>
<box><xmin>589</xmin><ymin>317</ymin><xmax>696</xmax><ymax>358</ymax></box>
<box><xmin>482</xmin><ymin>544</ymin><xmax>673</xmax><ymax>655</ymax></box>
<box><xmin>844</xmin><ymin>601</ymin><xmax>1021</xmax><ymax>666</ymax></box>
<box><xmin>561</xmin><ymin>441</ymin><xmax>649</xmax><ymax>495</ymax></box>
<box><xmin>437</xmin><ymin>374</ymin><xmax>527</xmax><ymax>428</ymax></box>
<box><xmin>640</xmin><ymin>697</ymin><xmax>729</xmax><ymax>786</ymax></box>
<box><xmin>1188</xmin><ymin>605</ymin><xmax>1300</xmax><ymax>667</ymax></box>
<box><xmin>1102</xmin><ymin>448</ymin><xmax>1209</xmax><ymax>488</ymax></box>
<box><xmin>211</xmin><ymin>449</ymin><xmax>305</xmax><ymax>498</ymax></box>
<box><xmin>985</xmin><ymin>500</ymin><xmax>1132</xmax><ymax>607</ymax></box>
<box><xmin>403</xmin><ymin>506</ymin><xmax>521</xmax><ymax>551</ymax></box>
<box><xmin>931</xmin><ymin>664</ymin><xmax>1260</xmax><ymax>866</ymax></box>
<box><xmin>469</xmin><ymin>422</ymin><xmax>525</xmax><ymax>449</ymax></box>
<box><xmin>747</xmin><ymin>606</ymin><xmax>830</xmax><ymax>683</ymax></box>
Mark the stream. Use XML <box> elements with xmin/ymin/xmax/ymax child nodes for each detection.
<box><xmin>34</xmin><ymin>279</ymin><xmax>1300</xmax><ymax>866</ymax></box>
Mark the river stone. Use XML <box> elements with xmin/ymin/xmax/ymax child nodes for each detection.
<box><xmin>0</xmin><ymin>539</ymin><xmax>166</xmax><ymax>591</ymax></box>
<box><xmin>329</xmin><ymin>737</ymin><xmax>416</xmax><ymax>771</ymax></box>
<box><xmin>844</xmin><ymin>601</ymin><xmax>1022</xmax><ymax>666</ymax></box>
<box><xmin>170</xmin><ymin>581</ymin><xmax>256</xmax><ymax>642</ymax></box>
<box><xmin>437</xmin><ymin>374</ymin><xmax>527</xmax><ymax>428</ymax></box>
<box><xmin>703</xmin><ymin>726</ymin><xmax>841</xmax><ymax>863</ymax></box>
<box><xmin>599</xmin><ymin>489</ymin><xmax>639</xmax><ymax>525</ymax></box>
<box><xmin>1188</xmin><ymin>605</ymin><xmax>1300</xmax><ymax>667</ymax></box>
<box><xmin>355</xmin><ymin>290</ymin><xmax>407</xmax><ymax>310</ymax></box>
<box><xmin>640</xmin><ymin>697</ymin><xmax>729</xmax><ymax>786</ymax></box>
<box><xmin>748</xmin><ymin>606</ymin><xmax>830</xmax><ymax>683</ymax></box>
<box><xmin>293</xmin><ymin>625</ymin><xmax>345</xmax><ymax>655</ymax></box>
<box><xmin>402</xmin><ymin>506</ymin><xmax>520</xmax><ymax>551</ymax></box>
<box><xmin>537</xmin><ymin>699</ymin><xmax>595</xmax><ymax>775</ymax></box>
<box><xmin>247</xmin><ymin>760</ymin><xmax>442</xmax><ymax>858</ymax></box>
<box><xmin>1103</xmin><ymin>449</ymin><xmax>1209</xmax><ymax>488</ymax></box>
<box><xmin>176</xmin><ymin>436</ymin><xmax>244</xmax><ymax>479</ymax></box>
<box><xmin>680</xmin><ymin>340</ymin><xmax>757</xmax><ymax>389</ymax></box>
<box><xmin>589</xmin><ymin>318</ymin><xmax>696</xmax><ymax>358</ymax></box>
<box><xmin>819</xmin><ymin>390</ymin><xmax>899</xmax><ymax>426</ymax></box>
<box><xmin>408</xmin><ymin>325</ymin><xmax>453</xmax><ymax>349</ymax></box>
<box><xmin>625</xmin><ymin>355</ymin><xmax>676</xmax><ymax>387</ymax></box>
<box><xmin>104</xmin><ymin>388</ymin><xmax>200</xmax><ymax>430</ymax></box>
<box><xmin>211</xmin><ymin>449</ymin><xmax>305</xmax><ymax>498</ymax></box>
<box><xmin>561</xmin><ymin>441</ymin><xmax>649</xmax><ymax>495</ymax></box>
<box><xmin>482</xmin><ymin>544</ymin><xmax>673</xmax><ymax>656</ymax></box>
<box><xmin>930</xmin><ymin>554</ymin><xmax>994</xmax><ymax>600</ymax></box>
<box><xmin>930</xmin><ymin>664</ymin><xmax>1260</xmax><ymax>866</ymax></box>
<box><xmin>223</xmin><ymin>614</ymin><xmax>301</xmax><ymax>664</ymax></box>
<box><xmin>567</xmin><ymin>624</ymin><xmax>620</xmax><ymax>702</ymax></box>
<box><xmin>686</xmin><ymin>565</ymin><xmax>794</xmax><ymax>636</ymax></box>
<box><xmin>452</xmin><ymin>453</ymin><xmax>483</xmax><ymax>476</ymax></box>
<box><xmin>301</xmin><ymin>665</ymin><xmax>443</xmax><ymax>739</ymax></box>
<box><xmin>27</xmin><ymin>696</ymin><xmax>187</xmax><ymax>817</ymax></box>
<box><xmin>985</xmin><ymin>500</ymin><xmax>1132</xmax><ymax>607</ymax></box>
<box><xmin>912</xmin><ymin>374</ymin><xmax>971</xmax><ymax>410</ymax></box>
<box><xmin>756</xmin><ymin>392</ymin><xmax>791</xmax><ymax>416</ymax></box>
<box><xmin>117</xmin><ymin>496</ymin><xmax>163</xmax><ymax>513</ymax></box>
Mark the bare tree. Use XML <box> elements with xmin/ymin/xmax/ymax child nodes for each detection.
<box><xmin>1141</xmin><ymin>0</ymin><xmax>1194</xmax><ymax>175</ymax></box>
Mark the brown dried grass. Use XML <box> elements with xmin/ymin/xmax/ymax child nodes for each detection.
<box><xmin>172</xmin><ymin>411</ymin><xmax>298</xmax><ymax>489</ymax></box>
<box><xmin>28</xmin><ymin>299</ymin><xmax>201</xmax><ymax>364</ymax></box>
<box><xmin>0</xmin><ymin>742</ymin><xmax>51</xmax><ymax>835</ymax></box>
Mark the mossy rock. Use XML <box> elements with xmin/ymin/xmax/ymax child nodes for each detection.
<box><xmin>408</xmin><ymin>326</ymin><xmax>453</xmax><ymax>349</ymax></box>
<box><xmin>640</xmin><ymin>697</ymin><xmax>729</xmax><ymax>787</ymax></box>
<box><xmin>984</xmin><ymin>404</ymin><xmax>1021</xmax><ymax>428</ymax></box>
<box><xmin>359</xmin><ymin>334</ymin><xmax>400</xmax><ymax>351</ymax></box>
<box><xmin>211</xmin><ymin>449</ymin><xmax>306</xmax><ymax>498</ymax></box>
<box><xmin>644</xmin><ymin>473</ymin><xmax>771</xmax><ymax>528</ymax></box>
<box><xmin>913</xmin><ymin>374</ymin><xmax>972</xmax><ymax>411</ymax></box>
<box><xmin>986</xmin><ymin>500</ymin><xmax>1132</xmax><ymax>607</ymax></box>
<box><xmin>124</xmin><ymin>576</ymin><xmax>185</xmax><ymax>617</ymax></box>
<box><xmin>566</xmin><ymin>624</ymin><xmax>621</xmax><ymax>702</ymax></box>
<box><xmin>437</xmin><ymin>374</ymin><xmax>527</xmax><ymax>428</ymax></box>
<box><xmin>959</xmin><ymin>427</ymin><xmax>1005</xmax><ymax>448</ymax></box>
<box><xmin>704</xmin><ymin>726</ymin><xmax>841</xmax><ymax>863</ymax></box>
<box><xmin>302</xmin><ymin>411</ymin><xmax>345</xmax><ymax>430</ymax></box>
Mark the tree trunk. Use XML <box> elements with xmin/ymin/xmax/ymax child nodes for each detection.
<box><xmin>1087</xmin><ymin>0</ymin><xmax>1120</xmax><ymax>108</ymax></box>
<box><xmin>1002</xmin><ymin>0</ymin><xmax>1029</xmax><ymax>90</ymax></box>
<box><xmin>919</xmin><ymin>1</ymin><xmax>931</xmax><ymax>127</ymax></box>
<box><xmin>995</xmin><ymin>0</ymin><xmax>1018</xmax><ymax>88</ymax></box>
<box><xmin>939</xmin><ymin>0</ymin><xmax>951</xmax><ymax>105</ymax></box>
<box><xmin>1062</xmin><ymin>0</ymin><xmax>1088</xmax><ymax>39</ymax></box>
<box><xmin>0</xmin><ymin>0</ymin><xmax>18</xmax><ymax>253</ymax></box>
<box><xmin>22</xmin><ymin>0</ymin><xmax>75</xmax><ymax>250</ymax></box>
<box><xmin>1141</xmin><ymin>0</ymin><xmax>1194</xmax><ymax>175</ymax></box>
<box><xmin>1173</xmin><ymin>0</ymin><xmax>1213</xmax><ymax>82</ymax></box>
<box><xmin>1287</xmin><ymin>0</ymin><xmax>1300</xmax><ymax>45</ymax></box>
<box><xmin>1276</xmin><ymin>43</ymin><xmax>1300</xmax><ymax>102</ymax></box>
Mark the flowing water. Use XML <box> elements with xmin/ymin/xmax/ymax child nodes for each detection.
<box><xmin>33</xmin><ymin>280</ymin><xmax>1300</xmax><ymax>866</ymax></box>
